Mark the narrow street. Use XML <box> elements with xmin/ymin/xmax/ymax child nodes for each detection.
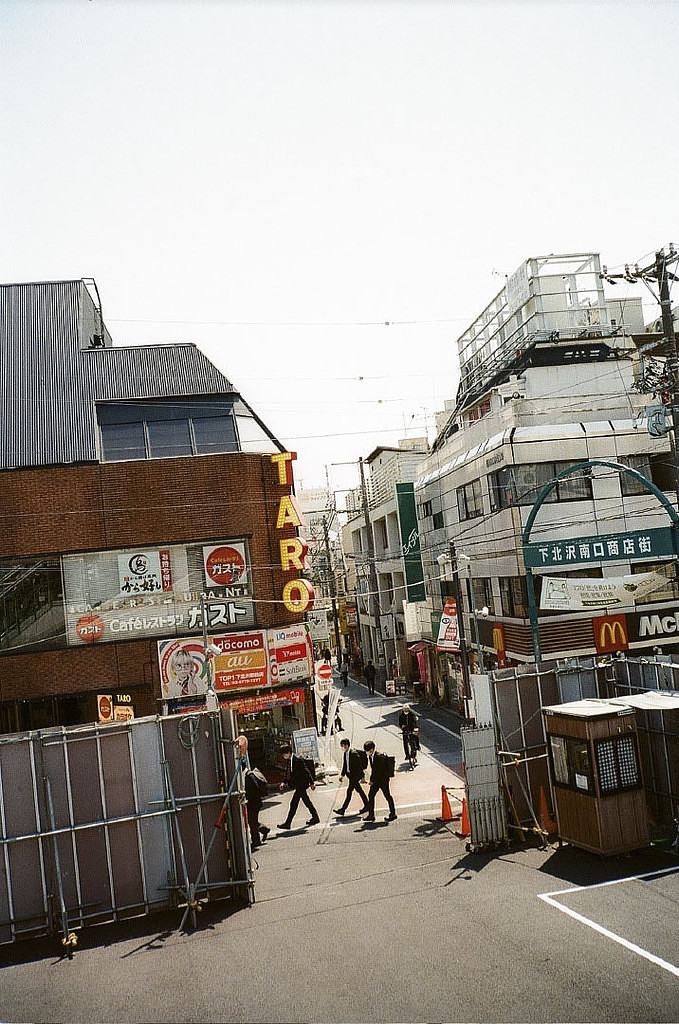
<box><xmin>1</xmin><ymin>676</ymin><xmax>678</xmax><ymax>1024</ymax></box>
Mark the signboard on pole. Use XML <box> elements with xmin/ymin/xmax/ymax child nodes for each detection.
<box><xmin>293</xmin><ymin>727</ymin><xmax>320</xmax><ymax>764</ymax></box>
<box><xmin>436</xmin><ymin>598</ymin><xmax>460</xmax><ymax>651</ymax></box>
<box><xmin>307</xmin><ymin>608</ymin><xmax>330</xmax><ymax>642</ymax></box>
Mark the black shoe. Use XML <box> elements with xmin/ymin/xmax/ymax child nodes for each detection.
<box><xmin>278</xmin><ymin>822</ymin><xmax>292</xmax><ymax>830</ymax></box>
<box><xmin>306</xmin><ymin>817</ymin><xmax>320</xmax><ymax>826</ymax></box>
<box><xmin>260</xmin><ymin>826</ymin><xmax>270</xmax><ymax>840</ymax></box>
<box><xmin>364</xmin><ymin>815</ymin><xmax>375</xmax><ymax>822</ymax></box>
<box><xmin>334</xmin><ymin>809</ymin><xmax>345</xmax><ymax>816</ymax></box>
<box><xmin>251</xmin><ymin>842</ymin><xmax>261</xmax><ymax>850</ymax></box>
<box><xmin>385</xmin><ymin>813</ymin><xmax>397</xmax><ymax>821</ymax></box>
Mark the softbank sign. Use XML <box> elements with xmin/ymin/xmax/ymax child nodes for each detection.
<box><xmin>639</xmin><ymin>611</ymin><xmax>679</xmax><ymax>637</ymax></box>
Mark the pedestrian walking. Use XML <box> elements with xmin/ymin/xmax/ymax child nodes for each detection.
<box><xmin>364</xmin><ymin>659</ymin><xmax>376</xmax><ymax>694</ymax></box>
<box><xmin>244</xmin><ymin>766</ymin><xmax>271</xmax><ymax>850</ymax></box>
<box><xmin>340</xmin><ymin>662</ymin><xmax>349</xmax><ymax>688</ymax></box>
<box><xmin>335</xmin><ymin>738</ymin><xmax>369</xmax><ymax>815</ymax></box>
<box><xmin>363</xmin><ymin>740</ymin><xmax>397</xmax><ymax>822</ymax></box>
<box><xmin>277</xmin><ymin>743</ymin><xmax>320</xmax><ymax>829</ymax></box>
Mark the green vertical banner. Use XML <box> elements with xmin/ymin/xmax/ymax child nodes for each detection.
<box><xmin>396</xmin><ymin>483</ymin><xmax>426</xmax><ymax>602</ymax></box>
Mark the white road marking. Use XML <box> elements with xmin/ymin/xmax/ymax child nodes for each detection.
<box><xmin>538</xmin><ymin>867</ymin><xmax>679</xmax><ymax>978</ymax></box>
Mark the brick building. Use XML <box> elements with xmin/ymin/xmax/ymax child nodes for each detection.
<box><xmin>0</xmin><ymin>280</ymin><xmax>314</xmax><ymax>762</ymax></box>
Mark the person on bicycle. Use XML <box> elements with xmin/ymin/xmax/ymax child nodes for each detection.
<box><xmin>398</xmin><ymin>704</ymin><xmax>419</xmax><ymax>761</ymax></box>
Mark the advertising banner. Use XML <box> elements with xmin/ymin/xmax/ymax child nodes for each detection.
<box><xmin>307</xmin><ymin>608</ymin><xmax>330</xmax><ymax>642</ymax></box>
<box><xmin>64</xmin><ymin>539</ymin><xmax>254</xmax><ymax>646</ymax></box>
<box><xmin>396</xmin><ymin>483</ymin><xmax>426</xmax><ymax>602</ymax></box>
<box><xmin>539</xmin><ymin>572</ymin><xmax>667</xmax><ymax>611</ymax></box>
<box><xmin>211</xmin><ymin>630</ymin><xmax>269</xmax><ymax>690</ymax></box>
<box><xmin>436</xmin><ymin>598</ymin><xmax>460</xmax><ymax>650</ymax></box>
<box><xmin>268</xmin><ymin>622</ymin><xmax>313</xmax><ymax>684</ymax></box>
<box><xmin>167</xmin><ymin>685</ymin><xmax>307</xmax><ymax>716</ymax></box>
<box><xmin>158</xmin><ymin>638</ymin><xmax>210</xmax><ymax>698</ymax></box>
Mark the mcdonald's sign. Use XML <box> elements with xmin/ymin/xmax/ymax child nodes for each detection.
<box><xmin>492</xmin><ymin>622</ymin><xmax>508</xmax><ymax>667</ymax></box>
<box><xmin>593</xmin><ymin>614</ymin><xmax>628</xmax><ymax>653</ymax></box>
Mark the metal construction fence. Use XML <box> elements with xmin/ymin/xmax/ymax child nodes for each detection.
<box><xmin>488</xmin><ymin>655</ymin><xmax>679</xmax><ymax>834</ymax></box>
<box><xmin>0</xmin><ymin>709</ymin><xmax>252</xmax><ymax>946</ymax></box>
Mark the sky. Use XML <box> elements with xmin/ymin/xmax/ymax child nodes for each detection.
<box><xmin>2</xmin><ymin>0</ymin><xmax>679</xmax><ymax>500</ymax></box>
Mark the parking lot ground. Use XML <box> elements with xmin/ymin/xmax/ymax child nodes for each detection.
<box><xmin>539</xmin><ymin>864</ymin><xmax>679</xmax><ymax>979</ymax></box>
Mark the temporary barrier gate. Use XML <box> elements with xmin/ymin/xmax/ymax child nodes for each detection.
<box><xmin>460</xmin><ymin>724</ymin><xmax>509</xmax><ymax>851</ymax></box>
<box><xmin>0</xmin><ymin>709</ymin><xmax>252</xmax><ymax>946</ymax></box>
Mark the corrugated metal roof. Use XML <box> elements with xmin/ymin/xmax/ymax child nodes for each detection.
<box><xmin>0</xmin><ymin>280</ymin><xmax>242</xmax><ymax>470</ymax></box>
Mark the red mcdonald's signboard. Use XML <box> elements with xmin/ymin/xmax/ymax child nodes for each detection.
<box><xmin>593</xmin><ymin>614</ymin><xmax>629</xmax><ymax>653</ymax></box>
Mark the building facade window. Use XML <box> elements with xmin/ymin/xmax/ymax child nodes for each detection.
<box><xmin>0</xmin><ymin>558</ymin><xmax>65</xmax><ymax>652</ymax></box>
<box><xmin>489</xmin><ymin>461</ymin><xmax>592</xmax><ymax>510</ymax></box>
<box><xmin>98</xmin><ymin>398</ymin><xmax>239</xmax><ymax>462</ymax></box>
<box><xmin>621</xmin><ymin>453</ymin><xmax>675</xmax><ymax>497</ymax></box>
<box><xmin>457</xmin><ymin>479</ymin><xmax>483</xmax><ymax>521</ymax></box>
<box><xmin>499</xmin><ymin>576</ymin><xmax>529</xmax><ymax>618</ymax></box>
<box><xmin>432</xmin><ymin>510</ymin><xmax>445</xmax><ymax>530</ymax></box>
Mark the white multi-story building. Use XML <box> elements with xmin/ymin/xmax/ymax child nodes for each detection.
<box><xmin>413</xmin><ymin>253</ymin><xmax>677</xmax><ymax>702</ymax></box>
<box><xmin>342</xmin><ymin>438</ymin><xmax>429</xmax><ymax>680</ymax></box>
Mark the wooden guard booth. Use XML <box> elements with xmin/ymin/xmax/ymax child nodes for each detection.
<box><xmin>542</xmin><ymin>699</ymin><xmax>649</xmax><ymax>856</ymax></box>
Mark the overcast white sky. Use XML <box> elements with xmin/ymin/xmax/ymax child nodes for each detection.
<box><xmin>2</xmin><ymin>0</ymin><xmax>678</xmax><ymax>496</ymax></box>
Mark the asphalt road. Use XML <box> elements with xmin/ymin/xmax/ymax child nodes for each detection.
<box><xmin>1</xmin><ymin>678</ymin><xmax>678</xmax><ymax>1024</ymax></box>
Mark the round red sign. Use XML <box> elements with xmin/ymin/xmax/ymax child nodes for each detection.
<box><xmin>317</xmin><ymin>663</ymin><xmax>333</xmax><ymax>681</ymax></box>
<box><xmin>75</xmin><ymin>613</ymin><xmax>105</xmax><ymax>643</ymax></box>
<box><xmin>205</xmin><ymin>545</ymin><xmax>246</xmax><ymax>587</ymax></box>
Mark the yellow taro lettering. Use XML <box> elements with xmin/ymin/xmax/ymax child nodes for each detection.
<box><xmin>280</xmin><ymin>537</ymin><xmax>308</xmax><ymax>571</ymax></box>
<box><xmin>282</xmin><ymin>579</ymin><xmax>315</xmax><ymax>613</ymax></box>
<box><xmin>271</xmin><ymin>451</ymin><xmax>297</xmax><ymax>485</ymax></box>
<box><xmin>276</xmin><ymin>494</ymin><xmax>302</xmax><ymax>529</ymax></box>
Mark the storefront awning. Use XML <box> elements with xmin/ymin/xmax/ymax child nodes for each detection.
<box><xmin>407</xmin><ymin>640</ymin><xmax>436</xmax><ymax>653</ymax></box>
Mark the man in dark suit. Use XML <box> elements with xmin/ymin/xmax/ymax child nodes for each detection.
<box><xmin>277</xmin><ymin>743</ymin><xmax>320</xmax><ymax>829</ymax></box>
<box><xmin>335</xmin><ymin>738</ymin><xmax>369</xmax><ymax>815</ymax></box>
<box><xmin>363</xmin><ymin>740</ymin><xmax>397</xmax><ymax>822</ymax></box>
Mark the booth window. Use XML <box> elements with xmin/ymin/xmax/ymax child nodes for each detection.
<box><xmin>549</xmin><ymin>734</ymin><xmax>593</xmax><ymax>792</ymax></box>
<box><xmin>595</xmin><ymin>736</ymin><xmax>640</xmax><ymax>793</ymax></box>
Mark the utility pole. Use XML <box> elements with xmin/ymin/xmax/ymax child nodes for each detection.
<box><xmin>359</xmin><ymin>456</ymin><xmax>383</xmax><ymax>666</ymax></box>
<box><xmin>602</xmin><ymin>246</ymin><xmax>679</xmax><ymax>507</ymax></box>
<box><xmin>449</xmin><ymin>541</ymin><xmax>471</xmax><ymax>703</ymax></box>
<box><xmin>321</xmin><ymin>515</ymin><xmax>342</xmax><ymax>657</ymax></box>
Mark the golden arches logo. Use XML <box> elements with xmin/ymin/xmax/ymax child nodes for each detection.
<box><xmin>596</xmin><ymin>617</ymin><xmax>627</xmax><ymax>652</ymax></box>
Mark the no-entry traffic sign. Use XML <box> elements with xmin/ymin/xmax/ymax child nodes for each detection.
<box><xmin>316</xmin><ymin>662</ymin><xmax>333</xmax><ymax>682</ymax></box>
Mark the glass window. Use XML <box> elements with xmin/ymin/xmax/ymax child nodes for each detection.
<box><xmin>550</xmin><ymin>734</ymin><xmax>593</xmax><ymax>792</ymax></box>
<box><xmin>100</xmin><ymin>422</ymin><xmax>146</xmax><ymax>461</ymax></box>
<box><xmin>489</xmin><ymin>462</ymin><xmax>592</xmax><ymax>508</ymax></box>
<box><xmin>620</xmin><ymin>455</ymin><xmax>652</xmax><ymax>497</ymax></box>
<box><xmin>432</xmin><ymin>510</ymin><xmax>445</xmax><ymax>529</ymax></box>
<box><xmin>192</xmin><ymin>415</ymin><xmax>238</xmax><ymax>455</ymax></box>
<box><xmin>0</xmin><ymin>558</ymin><xmax>66</xmax><ymax>653</ymax></box>
<box><xmin>458</xmin><ymin>479</ymin><xmax>483</xmax><ymax>521</ymax></box>
<box><xmin>147</xmin><ymin>419</ymin><xmax>193</xmax><ymax>458</ymax></box>
<box><xmin>97</xmin><ymin>398</ymin><xmax>239</xmax><ymax>462</ymax></box>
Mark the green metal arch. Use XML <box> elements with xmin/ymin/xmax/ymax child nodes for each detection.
<box><xmin>522</xmin><ymin>459</ymin><xmax>679</xmax><ymax>546</ymax></box>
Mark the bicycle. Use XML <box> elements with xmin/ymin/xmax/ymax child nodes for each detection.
<box><xmin>404</xmin><ymin>728</ymin><xmax>419</xmax><ymax>770</ymax></box>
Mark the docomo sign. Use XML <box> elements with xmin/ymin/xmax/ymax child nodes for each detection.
<box><xmin>271</xmin><ymin>452</ymin><xmax>315</xmax><ymax>613</ymax></box>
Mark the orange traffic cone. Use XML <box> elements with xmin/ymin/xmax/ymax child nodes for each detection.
<box><xmin>439</xmin><ymin>785</ymin><xmax>454</xmax><ymax>822</ymax></box>
<box><xmin>539</xmin><ymin>786</ymin><xmax>557</xmax><ymax>835</ymax></box>
<box><xmin>456</xmin><ymin>797</ymin><xmax>470</xmax><ymax>838</ymax></box>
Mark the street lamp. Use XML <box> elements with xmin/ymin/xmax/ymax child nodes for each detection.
<box><xmin>472</xmin><ymin>605</ymin><xmax>489</xmax><ymax>673</ymax></box>
<box><xmin>457</xmin><ymin>554</ymin><xmax>489</xmax><ymax>675</ymax></box>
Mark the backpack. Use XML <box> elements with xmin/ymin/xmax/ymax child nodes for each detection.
<box><xmin>386</xmin><ymin>755</ymin><xmax>396</xmax><ymax>778</ymax></box>
<box><xmin>247</xmin><ymin>767</ymin><xmax>269</xmax><ymax>799</ymax></box>
<box><xmin>302</xmin><ymin>757</ymin><xmax>316</xmax><ymax>784</ymax></box>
